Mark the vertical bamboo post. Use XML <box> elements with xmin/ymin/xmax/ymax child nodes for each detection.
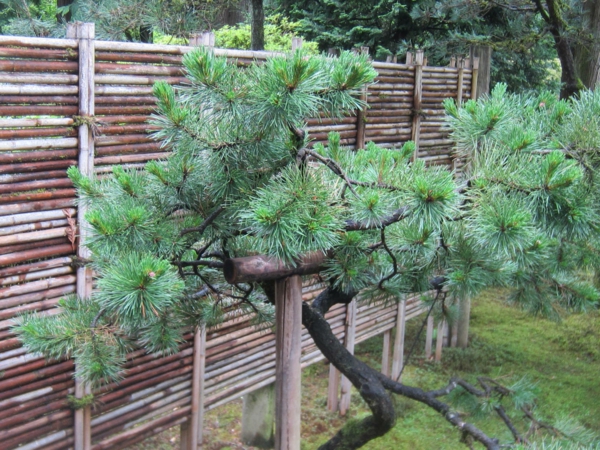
<box><xmin>189</xmin><ymin>33</ymin><xmax>200</xmax><ymax>46</ymax></box>
<box><xmin>275</xmin><ymin>275</ymin><xmax>302</xmax><ymax>450</ymax></box>
<box><xmin>390</xmin><ymin>300</ymin><xmax>406</xmax><ymax>380</ymax></box>
<box><xmin>471</xmin><ymin>57</ymin><xmax>480</xmax><ymax>100</ymax></box>
<box><xmin>425</xmin><ymin>315</ymin><xmax>434</xmax><ymax>359</ymax></box>
<box><xmin>381</xmin><ymin>330</ymin><xmax>391</xmax><ymax>377</ymax></box>
<box><xmin>187</xmin><ymin>324</ymin><xmax>206</xmax><ymax>449</ymax></box>
<box><xmin>469</xmin><ymin>45</ymin><xmax>491</xmax><ymax>98</ymax></box>
<box><xmin>355</xmin><ymin>46</ymin><xmax>369</xmax><ymax>150</ymax></box>
<box><xmin>291</xmin><ymin>36</ymin><xmax>302</xmax><ymax>51</ymax></box>
<box><xmin>435</xmin><ymin>319</ymin><xmax>445</xmax><ymax>362</ymax></box>
<box><xmin>406</xmin><ymin>51</ymin><xmax>413</xmax><ymax>65</ymax></box>
<box><xmin>69</xmin><ymin>21</ymin><xmax>95</xmax><ymax>450</ymax></box>
<box><xmin>339</xmin><ymin>300</ymin><xmax>357</xmax><ymax>416</ymax></box>
<box><xmin>457</xmin><ymin>57</ymin><xmax>465</xmax><ymax>107</ymax></box>
<box><xmin>201</xmin><ymin>31</ymin><xmax>215</xmax><ymax>48</ymax></box>
<box><xmin>327</xmin><ymin>363</ymin><xmax>341</xmax><ymax>412</ymax></box>
<box><xmin>179</xmin><ymin>422</ymin><xmax>189</xmax><ymax>450</ymax></box>
<box><xmin>449</xmin><ymin>56</ymin><xmax>456</xmax><ymax>68</ymax></box>
<box><xmin>411</xmin><ymin>50</ymin><xmax>424</xmax><ymax>160</ymax></box>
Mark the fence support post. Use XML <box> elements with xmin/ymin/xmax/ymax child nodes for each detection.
<box><xmin>381</xmin><ymin>330</ymin><xmax>391</xmax><ymax>377</ymax></box>
<box><xmin>291</xmin><ymin>36</ymin><xmax>303</xmax><ymax>51</ymax></box>
<box><xmin>435</xmin><ymin>319</ymin><xmax>446</xmax><ymax>362</ymax></box>
<box><xmin>68</xmin><ymin>21</ymin><xmax>95</xmax><ymax>450</ymax></box>
<box><xmin>327</xmin><ymin>362</ymin><xmax>341</xmax><ymax>412</ymax></box>
<box><xmin>411</xmin><ymin>50</ymin><xmax>424</xmax><ymax>160</ymax></box>
<box><xmin>457</xmin><ymin>57</ymin><xmax>465</xmax><ymax>107</ymax></box>
<box><xmin>355</xmin><ymin>46</ymin><xmax>369</xmax><ymax>149</ymax></box>
<box><xmin>390</xmin><ymin>300</ymin><xmax>406</xmax><ymax>381</ymax></box>
<box><xmin>275</xmin><ymin>275</ymin><xmax>302</xmax><ymax>450</ymax></box>
<box><xmin>425</xmin><ymin>315</ymin><xmax>434</xmax><ymax>359</ymax></box>
<box><xmin>469</xmin><ymin>45</ymin><xmax>491</xmax><ymax>98</ymax></box>
<box><xmin>339</xmin><ymin>299</ymin><xmax>357</xmax><ymax>416</ymax></box>
<box><xmin>186</xmin><ymin>324</ymin><xmax>206</xmax><ymax>449</ymax></box>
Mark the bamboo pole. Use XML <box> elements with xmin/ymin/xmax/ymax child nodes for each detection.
<box><xmin>457</xmin><ymin>58</ymin><xmax>464</xmax><ymax>106</ymax></box>
<box><xmin>381</xmin><ymin>330</ymin><xmax>391</xmax><ymax>377</ymax></box>
<box><xmin>355</xmin><ymin>46</ymin><xmax>369</xmax><ymax>150</ymax></box>
<box><xmin>66</xmin><ymin>22</ymin><xmax>95</xmax><ymax>450</ymax></box>
<box><xmin>435</xmin><ymin>319</ymin><xmax>445</xmax><ymax>362</ymax></box>
<box><xmin>188</xmin><ymin>325</ymin><xmax>206</xmax><ymax>449</ymax></box>
<box><xmin>425</xmin><ymin>315</ymin><xmax>434</xmax><ymax>358</ymax></box>
<box><xmin>275</xmin><ymin>275</ymin><xmax>302</xmax><ymax>450</ymax></box>
<box><xmin>390</xmin><ymin>300</ymin><xmax>406</xmax><ymax>380</ymax></box>
<box><xmin>339</xmin><ymin>299</ymin><xmax>356</xmax><ymax>416</ymax></box>
<box><xmin>327</xmin><ymin>361</ymin><xmax>341</xmax><ymax>412</ymax></box>
<box><xmin>411</xmin><ymin>46</ymin><xmax>422</xmax><ymax>157</ymax></box>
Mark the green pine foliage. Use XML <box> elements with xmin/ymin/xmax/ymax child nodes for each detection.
<box><xmin>14</xmin><ymin>48</ymin><xmax>600</xmax><ymax>397</ymax></box>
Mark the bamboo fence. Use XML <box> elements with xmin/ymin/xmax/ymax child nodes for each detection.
<box><xmin>0</xmin><ymin>25</ymin><xmax>475</xmax><ymax>449</ymax></box>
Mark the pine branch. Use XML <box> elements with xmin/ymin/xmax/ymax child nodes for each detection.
<box><xmin>180</xmin><ymin>205</ymin><xmax>225</xmax><ymax>236</ymax></box>
<box><xmin>345</xmin><ymin>206</ymin><xmax>409</xmax><ymax>231</ymax></box>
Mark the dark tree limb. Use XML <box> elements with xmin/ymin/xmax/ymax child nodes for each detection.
<box><xmin>303</xmin><ymin>287</ymin><xmax>502</xmax><ymax>450</ymax></box>
<box><xmin>302</xmin><ymin>295</ymin><xmax>396</xmax><ymax>450</ymax></box>
<box><xmin>180</xmin><ymin>205</ymin><xmax>225</xmax><ymax>236</ymax></box>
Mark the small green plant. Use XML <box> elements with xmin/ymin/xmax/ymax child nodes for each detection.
<box><xmin>215</xmin><ymin>14</ymin><xmax>319</xmax><ymax>54</ymax></box>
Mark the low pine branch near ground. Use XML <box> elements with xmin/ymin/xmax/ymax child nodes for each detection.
<box><xmin>128</xmin><ymin>290</ymin><xmax>600</xmax><ymax>449</ymax></box>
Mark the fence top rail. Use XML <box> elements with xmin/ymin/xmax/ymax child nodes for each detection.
<box><xmin>94</xmin><ymin>40</ymin><xmax>279</xmax><ymax>59</ymax></box>
<box><xmin>0</xmin><ymin>35</ymin><xmax>78</xmax><ymax>49</ymax></box>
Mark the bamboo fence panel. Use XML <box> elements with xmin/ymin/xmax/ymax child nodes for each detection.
<box><xmin>0</xmin><ymin>33</ymin><xmax>472</xmax><ymax>449</ymax></box>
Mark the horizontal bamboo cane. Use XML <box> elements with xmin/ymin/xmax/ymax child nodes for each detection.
<box><xmin>0</xmin><ymin>46</ymin><xmax>77</xmax><ymax>59</ymax></box>
<box><xmin>0</xmin><ymin>35</ymin><xmax>78</xmax><ymax>48</ymax></box>
<box><xmin>0</xmin><ymin>188</ymin><xmax>76</xmax><ymax>205</ymax></box>
<box><xmin>0</xmin><ymin>105</ymin><xmax>78</xmax><ymax>116</ymax></box>
<box><xmin>95</xmin><ymin>74</ymin><xmax>185</xmax><ymax>85</ymax></box>
<box><xmin>95</xmin><ymin>51</ymin><xmax>182</xmax><ymax>64</ymax></box>
<box><xmin>0</xmin><ymin>127</ymin><xmax>76</xmax><ymax>139</ymax></box>
<box><xmin>0</xmin><ymin>243</ymin><xmax>74</xmax><ymax>267</ymax></box>
<box><xmin>0</xmin><ymin>266</ymin><xmax>73</xmax><ymax>287</ymax></box>
<box><xmin>0</xmin><ymin>149</ymin><xmax>78</xmax><ymax>165</ymax></box>
<box><xmin>95</xmin><ymin>152</ymin><xmax>167</xmax><ymax>166</ymax></box>
<box><xmin>0</xmin><ymin>179</ymin><xmax>73</xmax><ymax>196</ymax></box>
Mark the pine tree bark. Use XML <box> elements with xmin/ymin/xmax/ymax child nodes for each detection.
<box><xmin>251</xmin><ymin>0</ymin><xmax>265</xmax><ymax>51</ymax></box>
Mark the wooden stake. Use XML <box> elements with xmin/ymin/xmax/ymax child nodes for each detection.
<box><xmin>390</xmin><ymin>300</ymin><xmax>406</xmax><ymax>380</ymax></box>
<box><xmin>355</xmin><ymin>46</ymin><xmax>369</xmax><ymax>150</ymax></box>
<box><xmin>339</xmin><ymin>300</ymin><xmax>356</xmax><ymax>416</ymax></box>
<box><xmin>275</xmin><ymin>275</ymin><xmax>302</xmax><ymax>450</ymax></box>
<box><xmin>69</xmin><ymin>22</ymin><xmax>95</xmax><ymax>450</ymax></box>
<box><xmin>471</xmin><ymin>57</ymin><xmax>480</xmax><ymax>99</ymax></box>
<box><xmin>411</xmin><ymin>50</ymin><xmax>424</xmax><ymax>160</ymax></box>
<box><xmin>425</xmin><ymin>315</ymin><xmax>434</xmax><ymax>359</ymax></box>
<box><xmin>291</xmin><ymin>37</ymin><xmax>303</xmax><ymax>51</ymax></box>
<box><xmin>457</xmin><ymin>58</ymin><xmax>465</xmax><ymax>106</ymax></box>
<box><xmin>435</xmin><ymin>319</ymin><xmax>445</xmax><ymax>362</ymax></box>
<box><xmin>327</xmin><ymin>362</ymin><xmax>341</xmax><ymax>412</ymax></box>
<box><xmin>189</xmin><ymin>325</ymin><xmax>206</xmax><ymax>449</ymax></box>
<box><xmin>381</xmin><ymin>330</ymin><xmax>391</xmax><ymax>377</ymax></box>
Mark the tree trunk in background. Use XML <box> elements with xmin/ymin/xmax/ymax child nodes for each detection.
<box><xmin>456</xmin><ymin>296</ymin><xmax>471</xmax><ymax>349</ymax></box>
<box><xmin>57</xmin><ymin>0</ymin><xmax>72</xmax><ymax>22</ymax></box>
<box><xmin>140</xmin><ymin>26</ymin><xmax>153</xmax><ymax>43</ymax></box>
<box><xmin>533</xmin><ymin>0</ymin><xmax>581</xmax><ymax>98</ymax></box>
<box><xmin>251</xmin><ymin>0</ymin><xmax>264</xmax><ymax>51</ymax></box>
<box><xmin>574</xmin><ymin>0</ymin><xmax>600</xmax><ymax>89</ymax></box>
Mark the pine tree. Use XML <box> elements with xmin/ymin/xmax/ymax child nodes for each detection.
<box><xmin>15</xmin><ymin>49</ymin><xmax>600</xmax><ymax>449</ymax></box>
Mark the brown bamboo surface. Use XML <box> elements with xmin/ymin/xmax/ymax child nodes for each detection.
<box><xmin>0</xmin><ymin>34</ymin><xmax>470</xmax><ymax>449</ymax></box>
